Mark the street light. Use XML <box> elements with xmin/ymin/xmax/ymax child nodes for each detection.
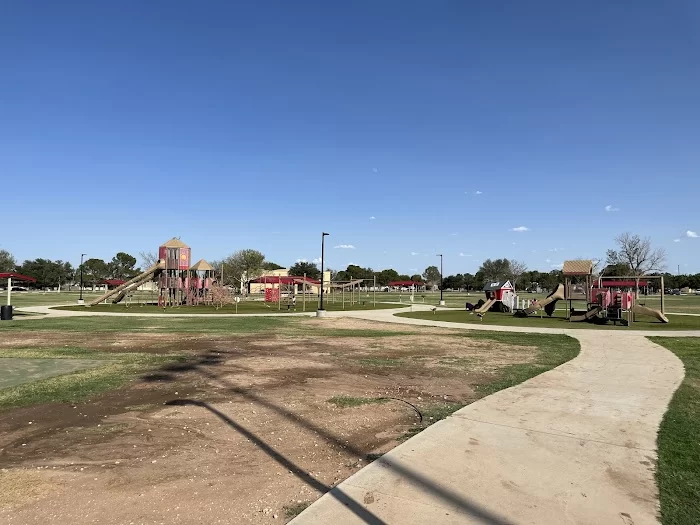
<box><xmin>437</xmin><ymin>254</ymin><xmax>444</xmax><ymax>306</ymax></box>
<box><xmin>79</xmin><ymin>253</ymin><xmax>86</xmax><ymax>304</ymax></box>
<box><xmin>318</xmin><ymin>232</ymin><xmax>329</xmax><ymax>316</ymax></box>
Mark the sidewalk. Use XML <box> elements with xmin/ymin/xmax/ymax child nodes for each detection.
<box><xmin>292</xmin><ymin>315</ymin><xmax>686</xmax><ymax>525</ymax></box>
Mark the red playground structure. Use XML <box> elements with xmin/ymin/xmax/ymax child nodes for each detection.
<box><xmin>89</xmin><ymin>238</ymin><xmax>214</xmax><ymax>307</ymax></box>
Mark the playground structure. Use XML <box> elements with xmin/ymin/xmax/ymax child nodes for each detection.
<box><xmin>0</xmin><ymin>272</ymin><xmax>37</xmax><ymax>321</ymax></box>
<box><xmin>471</xmin><ymin>280</ymin><xmax>519</xmax><ymax>314</ymax></box>
<box><xmin>88</xmin><ymin>238</ymin><xmax>215</xmax><ymax>307</ymax></box>
<box><xmin>513</xmin><ymin>260</ymin><xmax>669</xmax><ymax>325</ymax></box>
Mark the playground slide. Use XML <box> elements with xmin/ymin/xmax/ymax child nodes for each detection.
<box><xmin>474</xmin><ymin>298</ymin><xmax>497</xmax><ymax>314</ymax></box>
<box><xmin>111</xmin><ymin>271</ymin><xmax>159</xmax><ymax>304</ymax></box>
<box><xmin>569</xmin><ymin>305</ymin><xmax>603</xmax><ymax>322</ymax></box>
<box><xmin>88</xmin><ymin>260</ymin><xmax>165</xmax><ymax>306</ymax></box>
<box><xmin>522</xmin><ymin>284</ymin><xmax>565</xmax><ymax>315</ymax></box>
<box><xmin>632</xmin><ymin>305</ymin><xmax>670</xmax><ymax>323</ymax></box>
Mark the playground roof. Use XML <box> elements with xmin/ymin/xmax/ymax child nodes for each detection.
<box><xmin>0</xmin><ymin>272</ymin><xmax>36</xmax><ymax>282</ymax></box>
<box><xmin>483</xmin><ymin>280</ymin><xmax>512</xmax><ymax>291</ymax></box>
<box><xmin>189</xmin><ymin>259</ymin><xmax>213</xmax><ymax>271</ymax></box>
<box><xmin>389</xmin><ymin>281</ymin><xmax>424</xmax><ymax>287</ymax></box>
<box><xmin>597</xmin><ymin>280</ymin><xmax>649</xmax><ymax>287</ymax></box>
<box><xmin>250</xmin><ymin>276</ymin><xmax>321</xmax><ymax>285</ymax></box>
<box><xmin>563</xmin><ymin>260</ymin><xmax>593</xmax><ymax>275</ymax></box>
<box><xmin>99</xmin><ymin>279</ymin><xmax>126</xmax><ymax>286</ymax></box>
<box><xmin>330</xmin><ymin>279</ymin><xmax>365</xmax><ymax>288</ymax></box>
<box><xmin>160</xmin><ymin>237</ymin><xmax>189</xmax><ymax>249</ymax></box>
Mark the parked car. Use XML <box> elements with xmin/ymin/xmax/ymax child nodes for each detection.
<box><xmin>10</xmin><ymin>286</ymin><xmax>29</xmax><ymax>292</ymax></box>
<box><xmin>671</xmin><ymin>289</ymin><xmax>681</xmax><ymax>295</ymax></box>
<box><xmin>695</xmin><ymin>289</ymin><xmax>700</xmax><ymax>295</ymax></box>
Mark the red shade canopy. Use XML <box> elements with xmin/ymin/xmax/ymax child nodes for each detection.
<box><xmin>249</xmin><ymin>276</ymin><xmax>321</xmax><ymax>285</ymax></box>
<box><xmin>0</xmin><ymin>272</ymin><xmax>36</xmax><ymax>282</ymax></box>
<box><xmin>598</xmin><ymin>280</ymin><xmax>649</xmax><ymax>287</ymax></box>
<box><xmin>389</xmin><ymin>281</ymin><xmax>424</xmax><ymax>287</ymax></box>
<box><xmin>98</xmin><ymin>279</ymin><xmax>126</xmax><ymax>286</ymax></box>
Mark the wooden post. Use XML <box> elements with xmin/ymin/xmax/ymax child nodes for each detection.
<box><xmin>342</xmin><ymin>285</ymin><xmax>345</xmax><ymax>309</ymax></box>
<box><xmin>303</xmin><ymin>273</ymin><xmax>306</xmax><ymax>312</ymax></box>
<box><xmin>278</xmin><ymin>279</ymin><xmax>281</xmax><ymax>311</ymax></box>
<box><xmin>373</xmin><ymin>275</ymin><xmax>376</xmax><ymax>307</ymax></box>
<box><xmin>7</xmin><ymin>276</ymin><xmax>11</xmax><ymax>306</ymax></box>
<box><xmin>660</xmin><ymin>275</ymin><xmax>665</xmax><ymax>314</ymax></box>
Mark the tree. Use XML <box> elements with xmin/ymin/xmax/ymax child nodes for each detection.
<box><xmin>410</xmin><ymin>274</ymin><xmax>422</xmax><ymax>283</ymax></box>
<box><xmin>262</xmin><ymin>261</ymin><xmax>285</xmax><ymax>271</ymax></box>
<box><xmin>139</xmin><ymin>251</ymin><xmax>159</xmax><ymax>268</ymax></box>
<box><xmin>376</xmin><ymin>269</ymin><xmax>399</xmax><ymax>286</ymax></box>
<box><xmin>288</xmin><ymin>261</ymin><xmax>321</xmax><ymax>279</ymax></box>
<box><xmin>18</xmin><ymin>259</ymin><xmax>73</xmax><ymax>289</ymax></box>
<box><xmin>0</xmin><ymin>249</ymin><xmax>16</xmax><ymax>273</ymax></box>
<box><xmin>422</xmin><ymin>266</ymin><xmax>441</xmax><ymax>287</ymax></box>
<box><xmin>463</xmin><ymin>273</ymin><xmax>476</xmax><ymax>291</ymax></box>
<box><xmin>82</xmin><ymin>258</ymin><xmax>110</xmax><ymax>289</ymax></box>
<box><xmin>508</xmin><ymin>259</ymin><xmax>528</xmax><ymax>288</ymax></box>
<box><xmin>109</xmin><ymin>252</ymin><xmax>139</xmax><ymax>280</ymax></box>
<box><xmin>222</xmin><ymin>249</ymin><xmax>266</xmax><ymax>290</ymax></box>
<box><xmin>606</xmin><ymin>233</ymin><xmax>666</xmax><ymax>294</ymax></box>
<box><xmin>478</xmin><ymin>258</ymin><xmax>511</xmax><ymax>282</ymax></box>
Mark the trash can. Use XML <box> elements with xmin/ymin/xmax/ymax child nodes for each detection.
<box><xmin>0</xmin><ymin>305</ymin><xmax>13</xmax><ymax>321</ymax></box>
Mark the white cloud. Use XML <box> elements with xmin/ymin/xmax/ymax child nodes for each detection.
<box><xmin>512</xmin><ymin>242</ymin><xmax>516</xmax><ymax>245</ymax></box>
<box><xmin>459</xmin><ymin>253</ymin><xmax>472</xmax><ymax>257</ymax></box>
<box><xmin>295</xmin><ymin>258</ymin><xmax>307</xmax><ymax>263</ymax></box>
<box><xmin>545</xmin><ymin>258</ymin><xmax>551</xmax><ymax>263</ymax></box>
<box><xmin>686</xmin><ymin>230</ymin><xmax>698</xmax><ymax>238</ymax></box>
<box><xmin>410</xmin><ymin>251</ymin><xmax>420</xmax><ymax>256</ymax></box>
<box><xmin>334</xmin><ymin>244</ymin><xmax>356</xmax><ymax>249</ymax></box>
<box><xmin>372</xmin><ymin>168</ymin><xmax>378</xmax><ymax>173</ymax></box>
<box><xmin>605</xmin><ymin>205</ymin><xmax>620</xmax><ymax>212</ymax></box>
<box><xmin>449</xmin><ymin>232</ymin><xmax>459</xmax><ymax>236</ymax></box>
<box><xmin>551</xmin><ymin>263</ymin><xmax>564</xmax><ymax>269</ymax></box>
<box><xmin>673</xmin><ymin>239</ymin><xmax>681</xmax><ymax>243</ymax></box>
<box><xmin>312</xmin><ymin>258</ymin><xmax>321</xmax><ymax>264</ymax></box>
<box><xmin>369</xmin><ymin>216</ymin><xmax>376</xmax><ymax>220</ymax></box>
<box><xmin>511</xmin><ymin>226</ymin><xmax>530</xmax><ymax>232</ymax></box>
<box><xmin>475</xmin><ymin>190</ymin><xmax>483</xmax><ymax>195</ymax></box>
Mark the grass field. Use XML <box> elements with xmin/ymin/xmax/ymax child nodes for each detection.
<box><xmin>396</xmin><ymin>308</ymin><xmax>700</xmax><ymax>331</ymax></box>
<box><xmin>650</xmin><ymin>337</ymin><xmax>700</xmax><ymax>525</ymax></box>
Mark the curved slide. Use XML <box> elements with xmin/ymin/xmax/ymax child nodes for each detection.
<box><xmin>632</xmin><ymin>305</ymin><xmax>669</xmax><ymax>323</ymax></box>
<box><xmin>521</xmin><ymin>284</ymin><xmax>565</xmax><ymax>316</ymax></box>
<box><xmin>569</xmin><ymin>305</ymin><xmax>603</xmax><ymax>322</ymax></box>
<box><xmin>474</xmin><ymin>298</ymin><xmax>497</xmax><ymax>314</ymax></box>
<box><xmin>88</xmin><ymin>260</ymin><xmax>165</xmax><ymax>306</ymax></box>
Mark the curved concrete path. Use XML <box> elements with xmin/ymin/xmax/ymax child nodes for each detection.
<box><xmin>13</xmin><ymin>304</ymin><xmax>695</xmax><ymax>524</ymax></box>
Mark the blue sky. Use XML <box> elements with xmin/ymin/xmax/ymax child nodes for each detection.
<box><xmin>2</xmin><ymin>1</ymin><xmax>699</xmax><ymax>275</ymax></box>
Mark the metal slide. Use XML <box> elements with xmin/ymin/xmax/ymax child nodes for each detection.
<box><xmin>474</xmin><ymin>298</ymin><xmax>497</xmax><ymax>314</ymax></box>
<box><xmin>569</xmin><ymin>305</ymin><xmax>603</xmax><ymax>322</ymax></box>
<box><xmin>88</xmin><ymin>260</ymin><xmax>165</xmax><ymax>306</ymax></box>
<box><xmin>632</xmin><ymin>305</ymin><xmax>670</xmax><ymax>323</ymax></box>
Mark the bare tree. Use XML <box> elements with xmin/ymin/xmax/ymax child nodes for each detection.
<box><xmin>508</xmin><ymin>259</ymin><xmax>528</xmax><ymax>288</ymax></box>
<box><xmin>139</xmin><ymin>251</ymin><xmax>159</xmax><ymax>268</ymax></box>
<box><xmin>0</xmin><ymin>249</ymin><xmax>16</xmax><ymax>273</ymax></box>
<box><xmin>606</xmin><ymin>233</ymin><xmax>666</xmax><ymax>294</ymax></box>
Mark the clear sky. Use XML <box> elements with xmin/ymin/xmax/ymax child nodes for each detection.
<box><xmin>2</xmin><ymin>1</ymin><xmax>699</xmax><ymax>276</ymax></box>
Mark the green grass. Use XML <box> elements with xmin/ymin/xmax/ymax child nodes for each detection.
<box><xmin>396</xmin><ymin>309</ymin><xmax>700</xmax><ymax>331</ymax></box>
<box><xmin>0</xmin><ymin>347</ymin><xmax>184</xmax><ymax>410</ymax></box>
<box><xmin>328</xmin><ymin>395</ymin><xmax>389</xmax><ymax>408</ymax></box>
<box><xmin>648</xmin><ymin>337</ymin><xmax>700</xmax><ymax>525</ymax></box>
<box><xmin>54</xmin><ymin>300</ymin><xmax>403</xmax><ymax>315</ymax></box>
<box><xmin>0</xmin><ymin>315</ymin><xmax>297</xmax><ymax>333</ymax></box>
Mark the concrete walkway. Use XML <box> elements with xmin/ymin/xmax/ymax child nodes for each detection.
<box><xmin>11</xmin><ymin>304</ymin><xmax>697</xmax><ymax>524</ymax></box>
<box><xmin>289</xmin><ymin>308</ymin><xmax>690</xmax><ymax>525</ymax></box>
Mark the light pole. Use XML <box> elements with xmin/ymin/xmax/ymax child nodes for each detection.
<box><xmin>318</xmin><ymin>232</ymin><xmax>329</xmax><ymax>317</ymax></box>
<box><xmin>437</xmin><ymin>254</ymin><xmax>444</xmax><ymax>306</ymax></box>
<box><xmin>78</xmin><ymin>253</ymin><xmax>87</xmax><ymax>304</ymax></box>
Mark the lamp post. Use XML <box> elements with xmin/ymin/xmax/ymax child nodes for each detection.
<box><xmin>318</xmin><ymin>232</ymin><xmax>329</xmax><ymax>317</ymax></box>
<box><xmin>78</xmin><ymin>253</ymin><xmax>86</xmax><ymax>304</ymax></box>
<box><xmin>437</xmin><ymin>254</ymin><xmax>444</xmax><ymax>306</ymax></box>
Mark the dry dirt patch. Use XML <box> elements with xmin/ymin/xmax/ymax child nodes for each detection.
<box><xmin>0</xmin><ymin>318</ymin><xmax>541</xmax><ymax>524</ymax></box>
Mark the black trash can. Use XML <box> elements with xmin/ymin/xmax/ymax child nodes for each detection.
<box><xmin>0</xmin><ymin>305</ymin><xmax>13</xmax><ymax>321</ymax></box>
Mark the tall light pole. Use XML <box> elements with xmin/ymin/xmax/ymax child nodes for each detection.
<box><xmin>437</xmin><ymin>253</ymin><xmax>444</xmax><ymax>306</ymax></box>
<box><xmin>318</xmin><ymin>232</ymin><xmax>329</xmax><ymax>317</ymax></box>
<box><xmin>78</xmin><ymin>253</ymin><xmax>87</xmax><ymax>304</ymax></box>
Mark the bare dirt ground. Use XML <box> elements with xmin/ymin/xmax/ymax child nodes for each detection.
<box><xmin>0</xmin><ymin>318</ymin><xmax>538</xmax><ymax>524</ymax></box>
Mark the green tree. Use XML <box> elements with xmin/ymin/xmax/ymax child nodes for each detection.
<box><xmin>422</xmin><ymin>265</ymin><xmax>441</xmax><ymax>286</ymax></box>
<box><xmin>18</xmin><ymin>259</ymin><xmax>73</xmax><ymax>289</ymax></box>
<box><xmin>82</xmin><ymin>258</ymin><xmax>110</xmax><ymax>289</ymax></box>
<box><xmin>289</xmin><ymin>261</ymin><xmax>320</xmax><ymax>279</ymax></box>
<box><xmin>478</xmin><ymin>258</ymin><xmax>511</xmax><ymax>282</ymax></box>
<box><xmin>222</xmin><ymin>249</ymin><xmax>266</xmax><ymax>289</ymax></box>
<box><xmin>262</xmin><ymin>261</ymin><xmax>285</xmax><ymax>271</ymax></box>
<box><xmin>410</xmin><ymin>274</ymin><xmax>422</xmax><ymax>283</ymax></box>
<box><xmin>463</xmin><ymin>273</ymin><xmax>476</xmax><ymax>291</ymax></box>
<box><xmin>109</xmin><ymin>252</ymin><xmax>139</xmax><ymax>280</ymax></box>
<box><xmin>0</xmin><ymin>249</ymin><xmax>16</xmax><ymax>273</ymax></box>
<box><xmin>376</xmin><ymin>269</ymin><xmax>399</xmax><ymax>286</ymax></box>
